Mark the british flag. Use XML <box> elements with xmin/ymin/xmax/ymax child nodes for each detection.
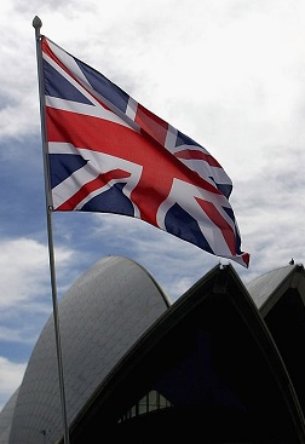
<box><xmin>40</xmin><ymin>36</ymin><xmax>249</xmax><ymax>267</ymax></box>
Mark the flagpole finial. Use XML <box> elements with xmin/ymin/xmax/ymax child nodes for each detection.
<box><xmin>32</xmin><ymin>16</ymin><xmax>42</xmax><ymax>30</ymax></box>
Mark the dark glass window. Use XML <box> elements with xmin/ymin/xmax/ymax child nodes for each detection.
<box><xmin>118</xmin><ymin>390</ymin><xmax>172</xmax><ymax>422</ymax></box>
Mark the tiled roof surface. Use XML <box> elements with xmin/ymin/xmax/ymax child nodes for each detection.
<box><xmin>3</xmin><ymin>256</ymin><xmax>168</xmax><ymax>444</ymax></box>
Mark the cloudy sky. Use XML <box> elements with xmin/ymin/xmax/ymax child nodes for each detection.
<box><xmin>1</xmin><ymin>0</ymin><xmax>305</xmax><ymax>410</ymax></box>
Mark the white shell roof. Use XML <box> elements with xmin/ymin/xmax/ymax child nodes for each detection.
<box><xmin>0</xmin><ymin>390</ymin><xmax>19</xmax><ymax>443</ymax></box>
<box><xmin>246</xmin><ymin>264</ymin><xmax>303</xmax><ymax>314</ymax></box>
<box><xmin>1</xmin><ymin>256</ymin><xmax>168</xmax><ymax>444</ymax></box>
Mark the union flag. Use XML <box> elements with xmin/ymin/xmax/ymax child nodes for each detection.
<box><xmin>40</xmin><ymin>36</ymin><xmax>249</xmax><ymax>267</ymax></box>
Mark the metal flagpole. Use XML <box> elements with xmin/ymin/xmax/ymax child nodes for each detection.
<box><xmin>32</xmin><ymin>16</ymin><xmax>70</xmax><ymax>444</ymax></box>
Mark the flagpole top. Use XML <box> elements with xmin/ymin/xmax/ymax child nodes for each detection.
<box><xmin>32</xmin><ymin>16</ymin><xmax>42</xmax><ymax>30</ymax></box>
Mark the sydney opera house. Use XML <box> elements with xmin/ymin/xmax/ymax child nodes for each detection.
<box><xmin>1</xmin><ymin>256</ymin><xmax>305</xmax><ymax>443</ymax></box>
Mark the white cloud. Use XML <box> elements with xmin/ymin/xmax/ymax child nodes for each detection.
<box><xmin>0</xmin><ymin>236</ymin><xmax>82</xmax><ymax>409</ymax></box>
<box><xmin>1</xmin><ymin>0</ymin><xmax>303</xmax><ymax>288</ymax></box>
<box><xmin>234</xmin><ymin>144</ymin><xmax>305</xmax><ymax>282</ymax></box>
<box><xmin>0</xmin><ymin>237</ymin><xmax>75</xmax><ymax>309</ymax></box>
<box><xmin>0</xmin><ymin>326</ymin><xmax>35</xmax><ymax>344</ymax></box>
<box><xmin>1</xmin><ymin>0</ymin><xmax>305</xmax><ymax>157</ymax></box>
<box><xmin>91</xmin><ymin>213</ymin><xmax>219</xmax><ymax>299</ymax></box>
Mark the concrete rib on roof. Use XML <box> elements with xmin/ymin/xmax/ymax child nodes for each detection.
<box><xmin>3</xmin><ymin>256</ymin><xmax>169</xmax><ymax>444</ymax></box>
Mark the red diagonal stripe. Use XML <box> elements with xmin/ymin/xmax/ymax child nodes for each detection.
<box><xmin>46</xmin><ymin>108</ymin><xmax>221</xmax><ymax>196</ymax></box>
<box><xmin>57</xmin><ymin>169</ymin><xmax>131</xmax><ymax>211</ymax></box>
<box><xmin>241</xmin><ymin>253</ymin><xmax>250</xmax><ymax>267</ymax></box>
<box><xmin>42</xmin><ymin>37</ymin><xmax>111</xmax><ymax>112</ymax></box>
<box><xmin>135</xmin><ymin>103</ymin><xmax>168</xmax><ymax>146</ymax></box>
<box><xmin>195</xmin><ymin>197</ymin><xmax>236</xmax><ymax>255</ymax></box>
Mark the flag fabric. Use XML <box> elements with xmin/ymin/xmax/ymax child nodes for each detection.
<box><xmin>40</xmin><ymin>36</ymin><xmax>249</xmax><ymax>267</ymax></box>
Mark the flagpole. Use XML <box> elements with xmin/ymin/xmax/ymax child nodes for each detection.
<box><xmin>32</xmin><ymin>16</ymin><xmax>70</xmax><ymax>444</ymax></box>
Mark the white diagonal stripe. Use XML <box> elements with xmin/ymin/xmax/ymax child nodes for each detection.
<box><xmin>47</xmin><ymin>38</ymin><xmax>91</xmax><ymax>87</ymax></box>
<box><xmin>51</xmin><ymin>147</ymin><xmax>142</xmax><ymax>218</ymax></box>
<box><xmin>46</xmin><ymin>96</ymin><xmax>134</xmax><ymax>130</ymax></box>
<box><xmin>156</xmin><ymin>178</ymin><xmax>236</xmax><ymax>256</ymax></box>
